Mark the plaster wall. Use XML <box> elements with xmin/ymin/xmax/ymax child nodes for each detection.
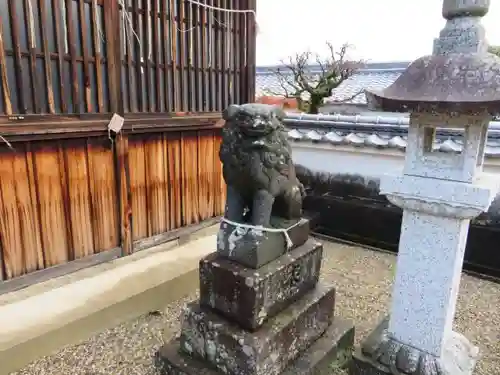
<box><xmin>292</xmin><ymin>143</ymin><xmax>500</xmax><ymax>179</ymax></box>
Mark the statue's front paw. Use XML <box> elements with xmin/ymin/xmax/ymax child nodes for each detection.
<box><xmin>298</xmin><ymin>181</ymin><xmax>306</xmax><ymax>198</ymax></box>
<box><xmin>269</xmin><ymin>178</ymin><xmax>283</xmax><ymax>197</ymax></box>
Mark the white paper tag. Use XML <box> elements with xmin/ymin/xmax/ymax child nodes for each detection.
<box><xmin>108</xmin><ymin>113</ymin><xmax>124</xmax><ymax>133</ymax></box>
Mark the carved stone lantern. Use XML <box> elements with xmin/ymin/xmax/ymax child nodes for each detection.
<box><xmin>352</xmin><ymin>1</ymin><xmax>500</xmax><ymax>375</ymax></box>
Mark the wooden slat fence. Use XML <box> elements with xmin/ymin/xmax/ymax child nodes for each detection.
<box><xmin>0</xmin><ymin>137</ymin><xmax>118</xmax><ymax>279</ymax></box>
<box><xmin>0</xmin><ymin>0</ymin><xmax>256</xmax><ymax>116</ymax></box>
<box><xmin>0</xmin><ymin>0</ymin><xmax>111</xmax><ymax>115</ymax></box>
<box><xmin>0</xmin><ymin>128</ymin><xmax>226</xmax><ymax>284</ymax></box>
<box><xmin>128</xmin><ymin>130</ymin><xmax>224</xmax><ymax>242</ymax></box>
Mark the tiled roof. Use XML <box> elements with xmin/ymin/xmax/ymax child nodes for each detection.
<box><xmin>325</xmin><ymin>71</ymin><xmax>403</xmax><ymax>104</ymax></box>
<box><xmin>256</xmin><ymin>62</ymin><xmax>409</xmax><ymax>105</ymax></box>
<box><xmin>283</xmin><ymin>113</ymin><xmax>500</xmax><ymax>158</ymax></box>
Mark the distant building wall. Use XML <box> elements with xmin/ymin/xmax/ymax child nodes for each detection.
<box><xmin>256</xmin><ymin>96</ymin><xmax>301</xmax><ymax>111</ymax></box>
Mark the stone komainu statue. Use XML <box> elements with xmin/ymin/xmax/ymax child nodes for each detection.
<box><xmin>219</xmin><ymin>103</ymin><xmax>305</xmax><ymax>227</ymax></box>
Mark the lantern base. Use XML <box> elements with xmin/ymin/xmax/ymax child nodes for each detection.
<box><xmin>350</xmin><ymin>317</ymin><xmax>479</xmax><ymax>375</ymax></box>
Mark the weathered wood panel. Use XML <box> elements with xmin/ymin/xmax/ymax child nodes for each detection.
<box><xmin>65</xmin><ymin>140</ymin><xmax>95</xmax><ymax>259</ymax></box>
<box><xmin>0</xmin><ymin>146</ymin><xmax>44</xmax><ymax>279</ymax></box>
<box><xmin>0</xmin><ymin>0</ymin><xmax>256</xmax><ymax>116</ymax></box>
<box><xmin>87</xmin><ymin>138</ymin><xmax>119</xmax><ymax>250</ymax></box>
<box><xmin>213</xmin><ymin>133</ymin><xmax>226</xmax><ymax>214</ymax></box>
<box><xmin>167</xmin><ymin>132</ymin><xmax>183</xmax><ymax>230</ymax></box>
<box><xmin>0</xmin><ymin>137</ymin><xmax>119</xmax><ymax>280</ymax></box>
<box><xmin>129</xmin><ymin>137</ymin><xmax>148</xmax><ymax>240</ymax></box>
<box><xmin>0</xmin><ymin>0</ymin><xmax>110</xmax><ymax>115</ymax></box>
<box><xmin>128</xmin><ymin>130</ymin><xmax>224</xmax><ymax>242</ymax></box>
<box><xmin>181</xmin><ymin>132</ymin><xmax>199</xmax><ymax>226</ymax></box>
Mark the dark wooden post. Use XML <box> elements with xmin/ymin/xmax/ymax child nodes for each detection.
<box><xmin>104</xmin><ymin>0</ymin><xmax>123</xmax><ymax>114</ymax></box>
<box><xmin>246</xmin><ymin>0</ymin><xmax>257</xmax><ymax>102</ymax></box>
<box><xmin>104</xmin><ymin>0</ymin><xmax>131</xmax><ymax>256</ymax></box>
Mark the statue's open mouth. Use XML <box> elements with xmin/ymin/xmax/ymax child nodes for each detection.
<box><xmin>241</xmin><ymin>125</ymin><xmax>274</xmax><ymax>137</ymax></box>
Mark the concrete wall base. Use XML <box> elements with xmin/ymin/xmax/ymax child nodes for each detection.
<box><xmin>0</xmin><ymin>229</ymin><xmax>218</xmax><ymax>374</ymax></box>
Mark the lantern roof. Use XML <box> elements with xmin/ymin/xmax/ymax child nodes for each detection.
<box><xmin>366</xmin><ymin>0</ymin><xmax>500</xmax><ymax>116</ymax></box>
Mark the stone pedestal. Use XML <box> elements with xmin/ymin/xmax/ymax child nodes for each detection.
<box><xmin>157</xmin><ymin>220</ymin><xmax>355</xmax><ymax>375</ymax></box>
<box><xmin>216</xmin><ymin>217</ymin><xmax>310</xmax><ymax>269</ymax></box>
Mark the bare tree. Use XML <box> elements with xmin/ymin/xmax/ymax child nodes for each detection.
<box><xmin>265</xmin><ymin>43</ymin><xmax>364</xmax><ymax>114</ymax></box>
<box><xmin>489</xmin><ymin>46</ymin><xmax>500</xmax><ymax>57</ymax></box>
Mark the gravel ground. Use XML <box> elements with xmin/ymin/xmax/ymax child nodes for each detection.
<box><xmin>11</xmin><ymin>239</ymin><xmax>500</xmax><ymax>375</ymax></box>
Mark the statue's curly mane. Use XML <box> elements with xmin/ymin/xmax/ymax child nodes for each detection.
<box><xmin>219</xmin><ymin>120</ymin><xmax>291</xmax><ymax>181</ymax></box>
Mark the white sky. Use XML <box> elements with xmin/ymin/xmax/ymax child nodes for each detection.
<box><xmin>255</xmin><ymin>0</ymin><xmax>500</xmax><ymax>65</ymax></box>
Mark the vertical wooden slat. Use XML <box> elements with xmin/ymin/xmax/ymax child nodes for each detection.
<box><xmin>180</xmin><ymin>133</ymin><xmax>191</xmax><ymax>225</ymax></box>
<box><xmin>0</xmin><ymin>16</ymin><xmax>13</xmax><ymax>115</ymax></box>
<box><xmin>152</xmin><ymin>0</ymin><xmax>161</xmax><ymax>112</ymax></box>
<box><xmin>0</xmin><ymin>145</ymin><xmax>46</xmax><ymax>279</ymax></box>
<box><xmin>38</xmin><ymin>0</ymin><xmax>55</xmax><ymax>113</ymax></box>
<box><xmin>12</xmin><ymin>148</ymin><xmax>45</xmax><ymax>275</ymax></box>
<box><xmin>197</xmin><ymin>131</ymin><xmax>206</xmax><ymax>219</ymax></box>
<box><xmin>78</xmin><ymin>0</ymin><xmax>93</xmax><ymax>112</ymax></box>
<box><xmin>117</xmin><ymin>134</ymin><xmax>132</xmax><ymax>255</ymax></box>
<box><xmin>8</xmin><ymin>0</ymin><xmax>28</xmax><ymax>113</ymax></box>
<box><xmin>118</xmin><ymin>1</ymin><xmax>126</xmax><ymax>113</ymax></box>
<box><xmin>207</xmin><ymin>132</ymin><xmax>216</xmax><ymax>216</ymax></box>
<box><xmin>187</xmin><ymin>1</ymin><xmax>196</xmax><ymax>111</ymax></box>
<box><xmin>167</xmin><ymin>132</ymin><xmax>182</xmax><ymax>228</ymax></box>
<box><xmin>215</xmin><ymin>0</ymin><xmax>223</xmax><ymax>110</ymax></box>
<box><xmin>239</xmin><ymin>5</ymin><xmax>248</xmax><ymax>103</ymax></box>
<box><xmin>90</xmin><ymin>0</ymin><xmax>104</xmax><ymax>112</ymax></box>
<box><xmin>129</xmin><ymin>138</ymin><xmax>148</xmax><ymax>241</ymax></box>
<box><xmin>194</xmin><ymin>2</ymin><xmax>203</xmax><ymax>112</ymax></box>
<box><xmin>198</xmin><ymin>130</ymin><xmax>215</xmax><ymax>219</ymax></box>
<box><xmin>161</xmin><ymin>0</ymin><xmax>171</xmax><ymax>111</ymax></box>
<box><xmin>247</xmin><ymin>0</ymin><xmax>256</xmax><ymax>102</ymax></box>
<box><xmin>161</xmin><ymin>134</ymin><xmax>172</xmax><ymax>230</ymax></box>
<box><xmin>229</xmin><ymin>0</ymin><xmax>235</xmax><ymax>104</ymax></box>
<box><xmin>131</xmin><ymin>0</ymin><xmax>144</xmax><ymax>112</ymax></box>
<box><xmin>124</xmin><ymin>2</ymin><xmax>136</xmax><ymax>113</ymax></box>
<box><xmin>145</xmin><ymin>0</ymin><xmax>153</xmax><ymax>112</ymax></box>
<box><xmin>25</xmin><ymin>144</ymin><xmax>45</xmax><ymax>272</ymax></box>
<box><xmin>34</xmin><ymin>145</ymin><xmax>70</xmax><ymax>267</ymax></box>
<box><xmin>52</xmin><ymin>0</ymin><xmax>68</xmax><ymax>113</ymax></box>
<box><xmin>181</xmin><ymin>132</ymin><xmax>199</xmax><ymax>225</ymax></box>
<box><xmin>65</xmin><ymin>0</ymin><xmax>80</xmax><ymax>113</ymax></box>
<box><xmin>233</xmin><ymin>0</ymin><xmax>240</xmax><ymax>104</ymax></box>
<box><xmin>145</xmin><ymin>136</ymin><xmax>168</xmax><ymax>235</ymax></box>
<box><xmin>0</xmin><ymin>152</ymin><xmax>24</xmax><ymax>278</ymax></box>
<box><xmin>87</xmin><ymin>138</ymin><xmax>119</xmax><ymax>251</ymax></box>
<box><xmin>104</xmin><ymin>0</ymin><xmax>122</xmax><ymax>114</ymax></box>
<box><xmin>23</xmin><ymin>0</ymin><xmax>41</xmax><ymax>112</ymax></box>
<box><xmin>222</xmin><ymin>0</ymin><xmax>229</xmax><ymax>107</ymax></box>
<box><xmin>207</xmin><ymin>0</ymin><xmax>216</xmax><ymax>111</ymax></box>
<box><xmin>213</xmin><ymin>133</ymin><xmax>225</xmax><ymax>215</ymax></box>
<box><xmin>58</xmin><ymin>141</ymin><xmax>75</xmax><ymax>260</ymax></box>
<box><xmin>65</xmin><ymin>141</ymin><xmax>95</xmax><ymax>259</ymax></box>
<box><xmin>14</xmin><ymin>150</ymin><xmax>44</xmax><ymax>274</ymax></box>
<box><xmin>200</xmin><ymin>0</ymin><xmax>209</xmax><ymax>112</ymax></box>
<box><xmin>169</xmin><ymin>0</ymin><xmax>180</xmax><ymax>111</ymax></box>
<box><xmin>178</xmin><ymin>0</ymin><xmax>187</xmax><ymax>111</ymax></box>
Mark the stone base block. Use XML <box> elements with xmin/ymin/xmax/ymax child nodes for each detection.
<box><xmin>156</xmin><ymin>316</ymin><xmax>355</xmax><ymax>375</ymax></box>
<box><xmin>179</xmin><ymin>283</ymin><xmax>335</xmax><ymax>375</ymax></box>
<box><xmin>199</xmin><ymin>238</ymin><xmax>323</xmax><ymax>330</ymax></box>
<box><xmin>350</xmin><ymin>317</ymin><xmax>479</xmax><ymax>375</ymax></box>
<box><xmin>216</xmin><ymin>217</ymin><xmax>310</xmax><ymax>268</ymax></box>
